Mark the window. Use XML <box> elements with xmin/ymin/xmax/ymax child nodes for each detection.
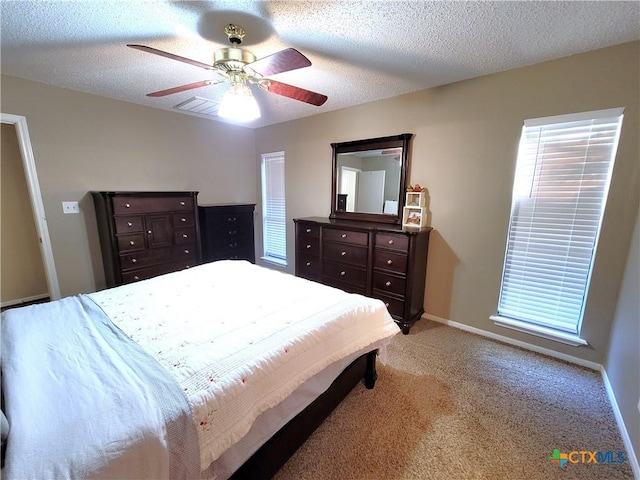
<box><xmin>261</xmin><ymin>151</ymin><xmax>287</xmax><ymax>265</ymax></box>
<box><xmin>493</xmin><ymin>108</ymin><xmax>624</xmax><ymax>345</ymax></box>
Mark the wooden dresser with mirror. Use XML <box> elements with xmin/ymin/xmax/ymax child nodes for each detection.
<box><xmin>294</xmin><ymin>133</ymin><xmax>432</xmax><ymax>334</ymax></box>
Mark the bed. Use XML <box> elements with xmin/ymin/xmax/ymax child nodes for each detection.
<box><xmin>1</xmin><ymin>260</ymin><xmax>399</xmax><ymax>479</ymax></box>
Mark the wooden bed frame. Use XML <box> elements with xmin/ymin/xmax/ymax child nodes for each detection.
<box><xmin>230</xmin><ymin>350</ymin><xmax>378</xmax><ymax>479</ymax></box>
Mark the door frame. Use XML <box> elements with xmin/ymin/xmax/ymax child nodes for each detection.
<box><xmin>1</xmin><ymin>113</ymin><xmax>61</xmax><ymax>300</ymax></box>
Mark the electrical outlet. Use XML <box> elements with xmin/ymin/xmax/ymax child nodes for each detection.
<box><xmin>62</xmin><ymin>201</ymin><xmax>80</xmax><ymax>214</ymax></box>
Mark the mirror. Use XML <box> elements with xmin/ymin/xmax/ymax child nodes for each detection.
<box><xmin>330</xmin><ymin>133</ymin><xmax>412</xmax><ymax>224</ymax></box>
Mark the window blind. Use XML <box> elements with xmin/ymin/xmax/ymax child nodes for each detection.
<box><xmin>261</xmin><ymin>152</ymin><xmax>287</xmax><ymax>263</ymax></box>
<box><xmin>497</xmin><ymin>108</ymin><xmax>623</xmax><ymax>334</ymax></box>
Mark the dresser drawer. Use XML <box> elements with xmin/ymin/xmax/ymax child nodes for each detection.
<box><xmin>112</xmin><ymin>195</ymin><xmax>194</xmax><ymax>214</ymax></box>
<box><xmin>297</xmin><ymin>253</ymin><xmax>321</xmax><ymax>281</ymax></box>
<box><xmin>374</xmin><ymin>249</ymin><xmax>408</xmax><ymax>274</ymax></box>
<box><xmin>120</xmin><ymin>244</ymin><xmax>197</xmax><ymax>271</ymax></box>
<box><xmin>207</xmin><ymin>212</ymin><xmax>250</xmax><ymax>227</ymax></box>
<box><xmin>172</xmin><ymin>212</ymin><xmax>196</xmax><ymax>228</ymax></box>
<box><xmin>174</xmin><ymin>227</ymin><xmax>197</xmax><ymax>245</ymax></box>
<box><xmin>323</xmin><ymin>242</ymin><xmax>368</xmax><ymax>267</ymax></box>
<box><xmin>373</xmin><ymin>271</ymin><xmax>406</xmax><ymax>297</ymax></box>
<box><xmin>117</xmin><ymin>233</ymin><xmax>146</xmax><ymax>252</ymax></box>
<box><xmin>374</xmin><ymin>292</ymin><xmax>405</xmax><ymax>319</ymax></box>
<box><xmin>121</xmin><ymin>260</ymin><xmax>197</xmax><ymax>284</ymax></box>
<box><xmin>323</xmin><ymin>228</ymin><xmax>368</xmax><ymax>246</ymax></box>
<box><xmin>114</xmin><ymin>215</ymin><xmax>143</xmax><ymax>234</ymax></box>
<box><xmin>297</xmin><ymin>237</ymin><xmax>320</xmax><ymax>256</ymax></box>
<box><xmin>297</xmin><ymin>222</ymin><xmax>320</xmax><ymax>239</ymax></box>
<box><xmin>323</xmin><ymin>261</ymin><xmax>367</xmax><ymax>288</ymax></box>
<box><xmin>375</xmin><ymin>232</ymin><xmax>409</xmax><ymax>252</ymax></box>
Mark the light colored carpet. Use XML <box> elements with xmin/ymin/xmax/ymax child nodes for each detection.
<box><xmin>275</xmin><ymin>319</ymin><xmax>634</xmax><ymax>480</ymax></box>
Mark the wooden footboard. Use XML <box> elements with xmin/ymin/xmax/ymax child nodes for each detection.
<box><xmin>230</xmin><ymin>350</ymin><xmax>378</xmax><ymax>480</ymax></box>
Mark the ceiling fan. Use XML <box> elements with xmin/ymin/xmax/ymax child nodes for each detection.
<box><xmin>128</xmin><ymin>24</ymin><xmax>328</xmax><ymax>111</ymax></box>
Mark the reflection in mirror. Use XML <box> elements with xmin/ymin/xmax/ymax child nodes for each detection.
<box><xmin>336</xmin><ymin>149</ymin><xmax>402</xmax><ymax>215</ymax></box>
<box><xmin>330</xmin><ymin>133</ymin><xmax>412</xmax><ymax>224</ymax></box>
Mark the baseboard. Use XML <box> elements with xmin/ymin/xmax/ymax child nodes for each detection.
<box><xmin>423</xmin><ymin>313</ymin><xmax>601</xmax><ymax>370</ymax></box>
<box><xmin>424</xmin><ymin>313</ymin><xmax>639</xmax><ymax>478</ymax></box>
<box><xmin>601</xmin><ymin>368</ymin><xmax>640</xmax><ymax>479</ymax></box>
<box><xmin>1</xmin><ymin>293</ymin><xmax>49</xmax><ymax>308</ymax></box>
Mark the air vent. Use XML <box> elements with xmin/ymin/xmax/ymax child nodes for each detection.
<box><xmin>174</xmin><ymin>96</ymin><xmax>220</xmax><ymax>117</ymax></box>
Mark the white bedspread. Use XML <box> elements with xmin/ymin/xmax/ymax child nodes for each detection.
<box><xmin>88</xmin><ymin>260</ymin><xmax>399</xmax><ymax>470</ymax></box>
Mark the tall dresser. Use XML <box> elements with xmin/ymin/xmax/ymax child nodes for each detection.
<box><xmin>92</xmin><ymin>191</ymin><xmax>201</xmax><ymax>288</ymax></box>
<box><xmin>294</xmin><ymin>217</ymin><xmax>431</xmax><ymax>334</ymax></box>
<box><xmin>199</xmin><ymin>203</ymin><xmax>256</xmax><ymax>263</ymax></box>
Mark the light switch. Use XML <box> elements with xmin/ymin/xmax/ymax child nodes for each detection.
<box><xmin>62</xmin><ymin>201</ymin><xmax>80</xmax><ymax>214</ymax></box>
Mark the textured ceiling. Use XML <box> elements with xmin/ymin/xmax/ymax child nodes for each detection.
<box><xmin>1</xmin><ymin>1</ymin><xmax>638</xmax><ymax>128</ymax></box>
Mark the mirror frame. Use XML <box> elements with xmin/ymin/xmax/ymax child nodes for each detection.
<box><xmin>330</xmin><ymin>133</ymin><xmax>413</xmax><ymax>224</ymax></box>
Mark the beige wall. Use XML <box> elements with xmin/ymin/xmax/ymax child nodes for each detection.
<box><xmin>606</xmin><ymin>208</ymin><xmax>640</xmax><ymax>460</ymax></box>
<box><xmin>1</xmin><ymin>123</ymin><xmax>48</xmax><ymax>302</ymax></box>
<box><xmin>0</xmin><ymin>75</ymin><xmax>257</xmax><ymax>295</ymax></box>
<box><xmin>255</xmin><ymin>41</ymin><xmax>640</xmax><ymax>366</ymax></box>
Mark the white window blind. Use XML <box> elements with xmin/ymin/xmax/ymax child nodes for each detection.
<box><xmin>261</xmin><ymin>151</ymin><xmax>287</xmax><ymax>264</ymax></box>
<box><xmin>497</xmin><ymin>108</ymin><xmax>623</xmax><ymax>335</ymax></box>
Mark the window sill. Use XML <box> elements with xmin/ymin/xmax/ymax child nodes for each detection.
<box><xmin>490</xmin><ymin>315</ymin><xmax>588</xmax><ymax>347</ymax></box>
<box><xmin>261</xmin><ymin>256</ymin><xmax>287</xmax><ymax>268</ymax></box>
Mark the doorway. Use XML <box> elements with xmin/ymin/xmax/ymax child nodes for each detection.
<box><xmin>1</xmin><ymin>113</ymin><xmax>60</xmax><ymax>304</ymax></box>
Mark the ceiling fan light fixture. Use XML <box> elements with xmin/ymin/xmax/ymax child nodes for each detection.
<box><xmin>218</xmin><ymin>82</ymin><xmax>260</xmax><ymax>122</ymax></box>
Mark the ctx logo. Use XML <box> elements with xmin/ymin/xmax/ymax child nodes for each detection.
<box><xmin>550</xmin><ymin>449</ymin><xmax>627</xmax><ymax>467</ymax></box>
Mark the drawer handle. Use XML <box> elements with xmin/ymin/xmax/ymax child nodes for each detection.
<box><xmin>182</xmin><ymin>233</ymin><xmax>188</xmax><ymax>238</ymax></box>
<box><xmin>180</xmin><ymin>201</ymin><xmax>185</xmax><ymax>206</ymax></box>
<box><xmin>125</xmin><ymin>203</ymin><xmax>131</xmax><ymax>208</ymax></box>
<box><xmin>387</xmin><ymin>259</ymin><xmax>393</xmax><ymax>265</ymax></box>
<box><xmin>230</xmin><ymin>242</ymin><xmax>238</xmax><ymax>248</ymax></box>
<box><xmin>385</xmin><ymin>281</ymin><xmax>392</xmax><ymax>287</ymax></box>
<box><xmin>127</xmin><ymin>221</ymin><xmax>133</xmax><ymax>227</ymax></box>
<box><xmin>388</xmin><ymin>239</ymin><xmax>394</xmax><ymax>245</ymax></box>
<box><xmin>306</xmin><ymin>244</ymin><xmax>312</xmax><ymax>249</ymax></box>
<box><xmin>229</xmin><ymin>230</ymin><xmax>237</xmax><ymax>235</ymax></box>
<box><xmin>340</xmin><ymin>271</ymin><xmax>346</xmax><ymax>276</ymax></box>
<box><xmin>341</xmin><ymin>233</ymin><xmax>347</xmax><ymax>239</ymax></box>
<box><xmin>133</xmin><ymin>275</ymin><xmax>140</xmax><ymax>280</ymax></box>
<box><xmin>184</xmin><ymin>249</ymin><xmax>190</xmax><ymax>254</ymax></box>
<box><xmin>305</xmin><ymin>228</ymin><xmax>311</xmax><ymax>233</ymax></box>
<box><xmin>131</xmin><ymin>258</ymin><xmax>137</xmax><ymax>263</ymax></box>
<box><xmin>181</xmin><ymin>217</ymin><xmax>186</xmax><ymax>222</ymax></box>
<box><xmin>341</xmin><ymin>251</ymin><xmax>346</xmax><ymax>256</ymax></box>
<box><xmin>185</xmin><ymin>265</ymin><xmax>190</xmax><ymax>269</ymax></box>
<box><xmin>228</xmin><ymin>217</ymin><xmax>237</xmax><ymax>222</ymax></box>
<box><xmin>306</xmin><ymin>262</ymin><xmax>311</xmax><ymax>266</ymax></box>
<box><xmin>129</xmin><ymin>240</ymin><xmax>135</xmax><ymax>245</ymax></box>
<box><xmin>147</xmin><ymin>230</ymin><xmax>152</xmax><ymax>234</ymax></box>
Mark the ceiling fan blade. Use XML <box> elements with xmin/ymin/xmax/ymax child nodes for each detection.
<box><xmin>146</xmin><ymin>80</ymin><xmax>222</xmax><ymax>97</ymax></box>
<box><xmin>128</xmin><ymin>44</ymin><xmax>214</xmax><ymax>70</ymax></box>
<box><xmin>260</xmin><ymin>80</ymin><xmax>327</xmax><ymax>106</ymax></box>
<box><xmin>248</xmin><ymin>48</ymin><xmax>311</xmax><ymax>77</ymax></box>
